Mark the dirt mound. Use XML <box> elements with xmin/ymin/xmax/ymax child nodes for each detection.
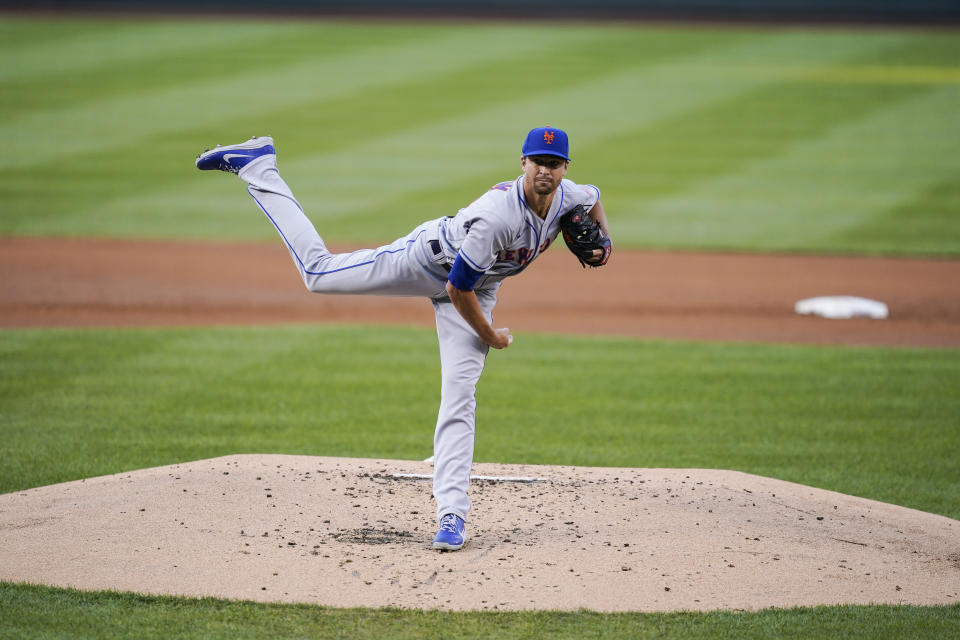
<box><xmin>1</xmin><ymin>454</ymin><xmax>957</xmax><ymax>611</ymax></box>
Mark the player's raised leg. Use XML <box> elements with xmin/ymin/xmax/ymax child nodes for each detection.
<box><xmin>197</xmin><ymin>136</ymin><xmax>323</xmax><ymax>277</ymax></box>
<box><xmin>430</xmin><ymin>289</ymin><xmax>497</xmax><ymax>550</ymax></box>
<box><xmin>196</xmin><ymin>137</ymin><xmax>445</xmax><ymax>297</ymax></box>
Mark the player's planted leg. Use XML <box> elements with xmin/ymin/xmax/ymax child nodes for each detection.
<box><xmin>430</xmin><ymin>291</ymin><xmax>496</xmax><ymax>550</ymax></box>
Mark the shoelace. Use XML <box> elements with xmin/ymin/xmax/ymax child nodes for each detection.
<box><xmin>220</xmin><ymin>159</ymin><xmax>241</xmax><ymax>174</ymax></box>
<box><xmin>439</xmin><ymin>516</ymin><xmax>458</xmax><ymax>533</ymax></box>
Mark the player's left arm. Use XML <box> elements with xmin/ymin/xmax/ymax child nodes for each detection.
<box><xmin>559</xmin><ymin>193</ymin><xmax>612</xmax><ymax>268</ymax></box>
<box><xmin>588</xmin><ymin>198</ymin><xmax>610</xmax><ymax>238</ymax></box>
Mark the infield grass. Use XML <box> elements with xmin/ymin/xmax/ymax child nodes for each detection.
<box><xmin>2</xmin><ymin>583</ymin><xmax>959</xmax><ymax>640</ymax></box>
<box><xmin>2</xmin><ymin>16</ymin><xmax>959</xmax><ymax>255</ymax></box>
<box><xmin>2</xmin><ymin>325</ymin><xmax>958</xmax><ymax>517</ymax></box>
<box><xmin>2</xmin><ymin>325</ymin><xmax>957</xmax><ymax>638</ymax></box>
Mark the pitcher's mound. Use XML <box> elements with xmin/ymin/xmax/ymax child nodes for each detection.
<box><xmin>1</xmin><ymin>454</ymin><xmax>957</xmax><ymax>611</ymax></box>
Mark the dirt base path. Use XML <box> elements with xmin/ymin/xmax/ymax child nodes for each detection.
<box><xmin>3</xmin><ymin>236</ymin><xmax>960</xmax><ymax>347</ymax></box>
<box><xmin>1</xmin><ymin>454</ymin><xmax>957</xmax><ymax>612</ymax></box>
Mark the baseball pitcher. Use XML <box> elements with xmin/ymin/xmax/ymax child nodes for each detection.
<box><xmin>196</xmin><ymin>126</ymin><xmax>611</xmax><ymax>550</ymax></box>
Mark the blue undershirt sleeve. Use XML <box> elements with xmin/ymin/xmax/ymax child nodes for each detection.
<box><xmin>448</xmin><ymin>253</ymin><xmax>485</xmax><ymax>291</ymax></box>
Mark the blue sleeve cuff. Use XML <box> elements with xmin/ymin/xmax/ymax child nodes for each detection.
<box><xmin>448</xmin><ymin>253</ymin><xmax>485</xmax><ymax>291</ymax></box>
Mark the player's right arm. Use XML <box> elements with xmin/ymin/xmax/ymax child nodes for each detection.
<box><xmin>445</xmin><ymin>281</ymin><xmax>512</xmax><ymax>349</ymax></box>
<box><xmin>444</xmin><ymin>199</ymin><xmax>517</xmax><ymax>349</ymax></box>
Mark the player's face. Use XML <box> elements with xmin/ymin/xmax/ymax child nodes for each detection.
<box><xmin>522</xmin><ymin>155</ymin><xmax>569</xmax><ymax>195</ymax></box>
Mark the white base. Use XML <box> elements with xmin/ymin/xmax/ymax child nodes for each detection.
<box><xmin>795</xmin><ymin>295</ymin><xmax>889</xmax><ymax>319</ymax></box>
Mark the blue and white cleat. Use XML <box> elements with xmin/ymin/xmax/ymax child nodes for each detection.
<box><xmin>195</xmin><ymin>136</ymin><xmax>275</xmax><ymax>174</ymax></box>
<box><xmin>432</xmin><ymin>513</ymin><xmax>467</xmax><ymax>551</ymax></box>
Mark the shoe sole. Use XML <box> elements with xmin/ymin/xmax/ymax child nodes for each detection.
<box><xmin>432</xmin><ymin>536</ymin><xmax>467</xmax><ymax>551</ymax></box>
<box><xmin>196</xmin><ymin>136</ymin><xmax>274</xmax><ymax>166</ymax></box>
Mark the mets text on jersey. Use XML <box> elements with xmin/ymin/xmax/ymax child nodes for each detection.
<box><xmin>494</xmin><ymin>237</ymin><xmax>553</xmax><ymax>269</ymax></box>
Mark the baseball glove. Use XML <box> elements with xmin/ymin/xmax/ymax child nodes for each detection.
<box><xmin>559</xmin><ymin>204</ymin><xmax>611</xmax><ymax>268</ymax></box>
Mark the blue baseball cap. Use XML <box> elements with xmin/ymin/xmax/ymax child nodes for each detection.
<box><xmin>521</xmin><ymin>126</ymin><xmax>570</xmax><ymax>161</ymax></box>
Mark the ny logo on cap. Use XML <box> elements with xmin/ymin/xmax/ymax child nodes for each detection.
<box><xmin>543</xmin><ymin>131</ymin><xmax>554</xmax><ymax>144</ymax></box>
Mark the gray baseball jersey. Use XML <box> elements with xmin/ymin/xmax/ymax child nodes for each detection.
<box><xmin>438</xmin><ymin>177</ymin><xmax>601</xmax><ymax>291</ymax></box>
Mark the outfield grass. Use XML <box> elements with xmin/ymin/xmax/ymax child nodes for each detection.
<box><xmin>1</xmin><ymin>17</ymin><xmax>958</xmax><ymax>254</ymax></box>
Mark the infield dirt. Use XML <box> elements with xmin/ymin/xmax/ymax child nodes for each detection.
<box><xmin>2</xmin><ymin>236</ymin><xmax>960</xmax><ymax>346</ymax></box>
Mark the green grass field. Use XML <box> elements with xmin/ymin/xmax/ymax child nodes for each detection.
<box><xmin>2</xmin><ymin>583</ymin><xmax>958</xmax><ymax>640</ymax></box>
<box><xmin>1</xmin><ymin>326</ymin><xmax>959</xmax><ymax>638</ymax></box>
<box><xmin>2</xmin><ymin>16</ymin><xmax>959</xmax><ymax>254</ymax></box>
<box><xmin>2</xmin><ymin>14</ymin><xmax>959</xmax><ymax>640</ymax></box>
<box><xmin>2</xmin><ymin>326</ymin><xmax>959</xmax><ymax>518</ymax></box>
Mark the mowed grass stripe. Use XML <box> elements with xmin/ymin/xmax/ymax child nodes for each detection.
<box><xmin>837</xmin><ymin>176</ymin><xmax>960</xmax><ymax>255</ymax></box>
<box><xmin>290</xmin><ymin>30</ymin><xmax>909</xmax><ymax>221</ymax></box>
<box><xmin>794</xmin><ymin>64</ymin><xmax>960</xmax><ymax>85</ymax></box>
<box><xmin>323</xmin><ymin>30</ymin><xmax>911</xmax><ymax>239</ymax></box>
<box><xmin>581</xmin><ymin>33</ymin><xmax>958</xmax><ymax>179</ymax></box>
<box><xmin>620</xmin><ymin>84</ymin><xmax>960</xmax><ymax>252</ymax></box>
<box><xmin>1</xmin><ymin>22</ymin><xmax>451</xmax><ymax>165</ymax></box>
<box><xmin>0</xmin><ymin>22</ymin><xmax>417</xmax><ymax>112</ymax></box>
<box><xmin>2</xmin><ymin>20</ymin><xmax>956</xmax><ymax>256</ymax></box>
<box><xmin>4</xmin><ymin>26</ymin><xmax>904</xmax><ymax>226</ymax></box>
<box><xmin>205</xmin><ymin>26</ymin><xmax>735</xmax><ymax>162</ymax></box>
<box><xmin>19</xmin><ymin>27</ymin><xmax>746</xmax><ymax>240</ymax></box>
<box><xmin>0</xmin><ymin>26</ymin><xmax>669</xmax><ymax>239</ymax></box>
<box><xmin>1</xmin><ymin>24</ymin><xmax>591</xmax><ymax>172</ymax></box>
<box><xmin>584</xmin><ymin>33</ymin><xmax>960</xmax><ymax>251</ymax></box>
<box><xmin>0</xmin><ymin>19</ymin><xmax>318</xmax><ymax>84</ymax></box>
<box><xmin>700</xmin><ymin>63</ymin><xmax>960</xmax><ymax>85</ymax></box>
<box><xmin>0</xmin><ymin>17</ymin><xmax>121</xmax><ymax>60</ymax></box>
<box><xmin>698</xmin><ymin>27</ymin><xmax>960</xmax><ymax>85</ymax></box>
<box><xmin>579</xmin><ymin>82</ymin><xmax>923</xmax><ymax>233</ymax></box>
